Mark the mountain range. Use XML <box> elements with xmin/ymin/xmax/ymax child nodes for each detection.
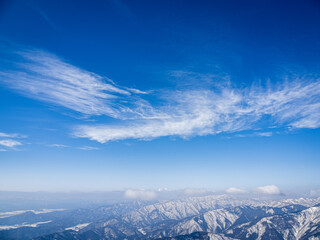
<box><xmin>1</xmin><ymin>195</ymin><xmax>320</xmax><ymax>240</ymax></box>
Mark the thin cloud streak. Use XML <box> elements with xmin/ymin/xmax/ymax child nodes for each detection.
<box><xmin>77</xmin><ymin>146</ymin><xmax>99</xmax><ymax>151</ymax></box>
<box><xmin>235</xmin><ymin>132</ymin><xmax>273</xmax><ymax>138</ymax></box>
<box><xmin>0</xmin><ymin>132</ymin><xmax>25</xmax><ymax>150</ymax></box>
<box><xmin>0</xmin><ymin>139</ymin><xmax>22</xmax><ymax>148</ymax></box>
<box><xmin>0</xmin><ymin>132</ymin><xmax>26</xmax><ymax>138</ymax></box>
<box><xmin>48</xmin><ymin>144</ymin><xmax>69</xmax><ymax>148</ymax></box>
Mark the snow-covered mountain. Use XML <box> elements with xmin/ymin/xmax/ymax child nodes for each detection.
<box><xmin>1</xmin><ymin>195</ymin><xmax>320</xmax><ymax>240</ymax></box>
<box><xmin>227</xmin><ymin>205</ymin><xmax>320</xmax><ymax>240</ymax></box>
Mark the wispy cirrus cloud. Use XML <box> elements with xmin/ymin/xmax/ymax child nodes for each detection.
<box><xmin>255</xmin><ymin>132</ymin><xmax>273</xmax><ymax>137</ymax></box>
<box><xmin>0</xmin><ymin>132</ymin><xmax>26</xmax><ymax>138</ymax></box>
<box><xmin>75</xmin><ymin>79</ymin><xmax>320</xmax><ymax>143</ymax></box>
<box><xmin>0</xmin><ymin>48</ymin><xmax>148</xmax><ymax>119</ymax></box>
<box><xmin>48</xmin><ymin>144</ymin><xmax>69</xmax><ymax>148</ymax></box>
<box><xmin>0</xmin><ymin>139</ymin><xmax>22</xmax><ymax>148</ymax></box>
<box><xmin>234</xmin><ymin>131</ymin><xmax>273</xmax><ymax>138</ymax></box>
<box><xmin>77</xmin><ymin>146</ymin><xmax>99</xmax><ymax>151</ymax></box>
<box><xmin>1</xmin><ymin>48</ymin><xmax>320</xmax><ymax>143</ymax></box>
<box><xmin>74</xmin><ymin>89</ymin><xmax>251</xmax><ymax>143</ymax></box>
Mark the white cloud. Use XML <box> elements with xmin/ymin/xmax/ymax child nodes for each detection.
<box><xmin>1</xmin><ymin>48</ymin><xmax>320</xmax><ymax>143</ymax></box>
<box><xmin>0</xmin><ymin>49</ymin><xmax>146</xmax><ymax>118</ymax></box>
<box><xmin>49</xmin><ymin>144</ymin><xmax>69</xmax><ymax>148</ymax></box>
<box><xmin>0</xmin><ymin>132</ymin><xmax>26</xmax><ymax>150</ymax></box>
<box><xmin>0</xmin><ymin>132</ymin><xmax>15</xmax><ymax>138</ymax></box>
<box><xmin>235</xmin><ymin>132</ymin><xmax>273</xmax><ymax>138</ymax></box>
<box><xmin>0</xmin><ymin>132</ymin><xmax>26</xmax><ymax>138</ymax></box>
<box><xmin>226</xmin><ymin>187</ymin><xmax>246</xmax><ymax>194</ymax></box>
<box><xmin>74</xmin><ymin>89</ymin><xmax>246</xmax><ymax>142</ymax></box>
<box><xmin>75</xmin><ymin>79</ymin><xmax>320</xmax><ymax>143</ymax></box>
<box><xmin>256</xmin><ymin>185</ymin><xmax>281</xmax><ymax>195</ymax></box>
<box><xmin>0</xmin><ymin>139</ymin><xmax>22</xmax><ymax>148</ymax></box>
<box><xmin>124</xmin><ymin>189</ymin><xmax>157</xmax><ymax>200</ymax></box>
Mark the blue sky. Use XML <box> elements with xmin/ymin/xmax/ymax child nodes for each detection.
<box><xmin>0</xmin><ymin>0</ymin><xmax>320</xmax><ymax>194</ymax></box>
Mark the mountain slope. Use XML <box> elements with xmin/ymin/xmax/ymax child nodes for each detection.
<box><xmin>2</xmin><ymin>195</ymin><xmax>320</xmax><ymax>240</ymax></box>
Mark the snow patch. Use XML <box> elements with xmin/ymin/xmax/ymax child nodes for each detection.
<box><xmin>0</xmin><ymin>221</ymin><xmax>52</xmax><ymax>230</ymax></box>
<box><xmin>65</xmin><ymin>223</ymin><xmax>91</xmax><ymax>231</ymax></box>
<box><xmin>137</xmin><ymin>228</ymin><xmax>146</xmax><ymax>235</ymax></box>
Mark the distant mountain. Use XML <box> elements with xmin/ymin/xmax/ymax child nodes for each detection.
<box><xmin>147</xmin><ymin>205</ymin><xmax>307</xmax><ymax>238</ymax></box>
<box><xmin>156</xmin><ymin>232</ymin><xmax>236</xmax><ymax>240</ymax></box>
<box><xmin>0</xmin><ymin>195</ymin><xmax>320</xmax><ymax>240</ymax></box>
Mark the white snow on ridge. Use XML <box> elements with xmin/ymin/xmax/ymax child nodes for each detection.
<box><xmin>0</xmin><ymin>221</ymin><xmax>52</xmax><ymax>230</ymax></box>
<box><xmin>65</xmin><ymin>223</ymin><xmax>91</xmax><ymax>232</ymax></box>
<box><xmin>138</xmin><ymin>228</ymin><xmax>146</xmax><ymax>235</ymax></box>
<box><xmin>0</xmin><ymin>209</ymin><xmax>65</xmax><ymax>218</ymax></box>
<box><xmin>207</xmin><ymin>233</ymin><xmax>237</xmax><ymax>240</ymax></box>
<box><xmin>260</xmin><ymin>197</ymin><xmax>320</xmax><ymax>208</ymax></box>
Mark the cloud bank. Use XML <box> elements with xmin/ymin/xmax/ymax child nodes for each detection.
<box><xmin>256</xmin><ymin>185</ymin><xmax>281</xmax><ymax>195</ymax></box>
<box><xmin>1</xmin><ymin>48</ymin><xmax>320</xmax><ymax>143</ymax></box>
<box><xmin>226</xmin><ymin>187</ymin><xmax>247</xmax><ymax>194</ymax></box>
<box><xmin>124</xmin><ymin>189</ymin><xmax>157</xmax><ymax>200</ymax></box>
